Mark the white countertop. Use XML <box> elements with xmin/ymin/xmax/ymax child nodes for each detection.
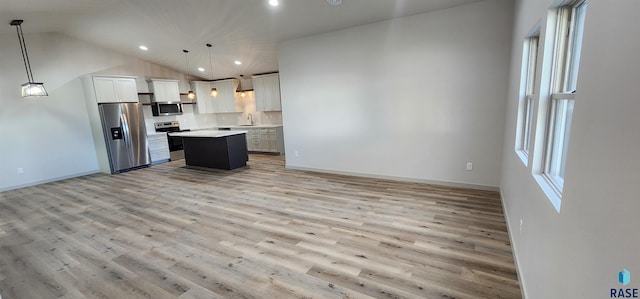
<box><xmin>168</xmin><ymin>130</ymin><xmax>247</xmax><ymax>138</ymax></box>
<box><xmin>213</xmin><ymin>124</ymin><xmax>283</xmax><ymax>129</ymax></box>
<box><xmin>147</xmin><ymin>132</ymin><xmax>167</xmax><ymax>137</ymax></box>
<box><xmin>184</xmin><ymin>124</ymin><xmax>282</xmax><ymax>131</ymax></box>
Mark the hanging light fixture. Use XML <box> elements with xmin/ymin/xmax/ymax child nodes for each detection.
<box><xmin>206</xmin><ymin>43</ymin><xmax>218</xmax><ymax>97</ymax></box>
<box><xmin>183</xmin><ymin>49</ymin><xmax>196</xmax><ymax>100</ymax></box>
<box><xmin>10</xmin><ymin>20</ymin><xmax>48</xmax><ymax>97</ymax></box>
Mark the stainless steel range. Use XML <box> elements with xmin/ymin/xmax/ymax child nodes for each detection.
<box><xmin>154</xmin><ymin>121</ymin><xmax>190</xmax><ymax>160</ymax></box>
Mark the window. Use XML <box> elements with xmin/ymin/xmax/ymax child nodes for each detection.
<box><xmin>517</xmin><ymin>35</ymin><xmax>540</xmax><ymax>159</ymax></box>
<box><xmin>543</xmin><ymin>0</ymin><xmax>587</xmax><ymax>192</ymax></box>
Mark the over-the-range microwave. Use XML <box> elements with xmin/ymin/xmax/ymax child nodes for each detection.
<box><xmin>151</xmin><ymin>102</ymin><xmax>183</xmax><ymax>116</ymax></box>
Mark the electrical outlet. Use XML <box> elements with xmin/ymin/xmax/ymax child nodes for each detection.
<box><xmin>466</xmin><ymin>162</ymin><xmax>473</xmax><ymax>171</ymax></box>
<box><xmin>294</xmin><ymin>150</ymin><xmax>300</xmax><ymax>157</ymax></box>
<box><xmin>17</xmin><ymin>167</ymin><xmax>24</xmax><ymax>174</ymax></box>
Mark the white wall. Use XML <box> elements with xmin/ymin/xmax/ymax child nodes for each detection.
<box><xmin>501</xmin><ymin>0</ymin><xmax>640</xmax><ymax>297</ymax></box>
<box><xmin>278</xmin><ymin>0</ymin><xmax>513</xmax><ymax>188</ymax></box>
<box><xmin>0</xmin><ymin>32</ymin><xmax>213</xmax><ymax>191</ymax></box>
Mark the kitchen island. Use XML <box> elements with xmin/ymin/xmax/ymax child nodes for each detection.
<box><xmin>168</xmin><ymin>130</ymin><xmax>248</xmax><ymax>170</ymax></box>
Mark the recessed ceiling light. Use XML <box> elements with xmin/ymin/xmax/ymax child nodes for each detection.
<box><xmin>327</xmin><ymin>0</ymin><xmax>342</xmax><ymax>5</ymax></box>
<box><xmin>234</xmin><ymin>60</ymin><xmax>242</xmax><ymax>65</ymax></box>
<box><xmin>198</xmin><ymin>67</ymin><xmax>205</xmax><ymax>72</ymax></box>
<box><xmin>269</xmin><ymin>0</ymin><xmax>279</xmax><ymax>6</ymax></box>
<box><xmin>139</xmin><ymin>45</ymin><xmax>148</xmax><ymax>51</ymax></box>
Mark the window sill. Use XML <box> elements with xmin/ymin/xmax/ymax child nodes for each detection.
<box><xmin>516</xmin><ymin>150</ymin><xmax>529</xmax><ymax>166</ymax></box>
<box><xmin>533</xmin><ymin>174</ymin><xmax>562</xmax><ymax>213</ymax></box>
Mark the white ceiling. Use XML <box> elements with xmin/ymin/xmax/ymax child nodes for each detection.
<box><xmin>1</xmin><ymin>0</ymin><xmax>484</xmax><ymax>80</ymax></box>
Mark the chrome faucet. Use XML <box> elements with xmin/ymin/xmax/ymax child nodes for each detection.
<box><xmin>247</xmin><ymin>113</ymin><xmax>254</xmax><ymax>125</ymax></box>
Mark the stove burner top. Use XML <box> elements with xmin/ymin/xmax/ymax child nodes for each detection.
<box><xmin>155</xmin><ymin>121</ymin><xmax>181</xmax><ymax>132</ymax></box>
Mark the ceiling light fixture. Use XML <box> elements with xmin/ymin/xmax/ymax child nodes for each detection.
<box><xmin>198</xmin><ymin>67</ymin><xmax>205</xmax><ymax>72</ymax></box>
<box><xmin>10</xmin><ymin>20</ymin><xmax>47</xmax><ymax>97</ymax></box>
<box><xmin>183</xmin><ymin>49</ymin><xmax>196</xmax><ymax>100</ymax></box>
<box><xmin>234</xmin><ymin>60</ymin><xmax>242</xmax><ymax>65</ymax></box>
<box><xmin>269</xmin><ymin>0</ymin><xmax>279</xmax><ymax>6</ymax></box>
<box><xmin>326</xmin><ymin>0</ymin><xmax>342</xmax><ymax>5</ymax></box>
<box><xmin>206</xmin><ymin>43</ymin><xmax>218</xmax><ymax>97</ymax></box>
<box><xmin>139</xmin><ymin>45</ymin><xmax>148</xmax><ymax>51</ymax></box>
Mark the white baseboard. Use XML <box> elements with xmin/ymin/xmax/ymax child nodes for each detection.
<box><xmin>285</xmin><ymin>165</ymin><xmax>499</xmax><ymax>192</ymax></box>
<box><xmin>499</xmin><ymin>190</ymin><xmax>527</xmax><ymax>299</ymax></box>
<box><xmin>0</xmin><ymin>170</ymin><xmax>100</xmax><ymax>193</ymax></box>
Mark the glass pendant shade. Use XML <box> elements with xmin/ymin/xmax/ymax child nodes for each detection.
<box><xmin>11</xmin><ymin>20</ymin><xmax>48</xmax><ymax>98</ymax></box>
<box><xmin>206</xmin><ymin>44</ymin><xmax>219</xmax><ymax>98</ymax></box>
<box><xmin>183</xmin><ymin>49</ymin><xmax>196</xmax><ymax>100</ymax></box>
<box><xmin>21</xmin><ymin>82</ymin><xmax>48</xmax><ymax>97</ymax></box>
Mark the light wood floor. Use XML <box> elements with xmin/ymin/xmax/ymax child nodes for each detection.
<box><xmin>0</xmin><ymin>154</ymin><xmax>521</xmax><ymax>299</ymax></box>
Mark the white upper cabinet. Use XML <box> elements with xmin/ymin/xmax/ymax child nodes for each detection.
<box><xmin>193</xmin><ymin>79</ymin><xmax>241</xmax><ymax>114</ymax></box>
<box><xmin>148</xmin><ymin>79</ymin><xmax>180</xmax><ymax>102</ymax></box>
<box><xmin>253</xmin><ymin>73</ymin><xmax>281</xmax><ymax>112</ymax></box>
<box><xmin>213</xmin><ymin>79</ymin><xmax>241</xmax><ymax>113</ymax></box>
<box><xmin>93</xmin><ymin>76</ymin><xmax>138</xmax><ymax>103</ymax></box>
<box><xmin>192</xmin><ymin>81</ymin><xmax>214</xmax><ymax>114</ymax></box>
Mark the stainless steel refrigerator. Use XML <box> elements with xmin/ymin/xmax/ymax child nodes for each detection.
<box><xmin>98</xmin><ymin>102</ymin><xmax>151</xmax><ymax>173</ymax></box>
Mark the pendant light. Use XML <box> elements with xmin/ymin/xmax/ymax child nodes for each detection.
<box><xmin>183</xmin><ymin>49</ymin><xmax>196</xmax><ymax>100</ymax></box>
<box><xmin>206</xmin><ymin>43</ymin><xmax>218</xmax><ymax>97</ymax></box>
<box><xmin>10</xmin><ymin>20</ymin><xmax>48</xmax><ymax>97</ymax></box>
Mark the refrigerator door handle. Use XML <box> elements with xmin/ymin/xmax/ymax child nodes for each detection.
<box><xmin>120</xmin><ymin>114</ymin><xmax>132</xmax><ymax>150</ymax></box>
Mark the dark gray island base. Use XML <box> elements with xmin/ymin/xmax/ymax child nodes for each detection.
<box><xmin>169</xmin><ymin>130</ymin><xmax>248</xmax><ymax>170</ymax></box>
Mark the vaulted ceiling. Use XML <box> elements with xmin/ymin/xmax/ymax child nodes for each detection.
<box><xmin>1</xmin><ymin>0</ymin><xmax>483</xmax><ymax>79</ymax></box>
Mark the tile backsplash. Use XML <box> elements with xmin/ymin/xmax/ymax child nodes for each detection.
<box><xmin>216</xmin><ymin>111</ymin><xmax>282</xmax><ymax>126</ymax></box>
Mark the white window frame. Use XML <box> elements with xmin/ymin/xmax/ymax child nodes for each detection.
<box><xmin>517</xmin><ymin>35</ymin><xmax>540</xmax><ymax>161</ymax></box>
<box><xmin>541</xmin><ymin>0</ymin><xmax>587</xmax><ymax>199</ymax></box>
<box><xmin>543</xmin><ymin>93</ymin><xmax>575</xmax><ymax>192</ymax></box>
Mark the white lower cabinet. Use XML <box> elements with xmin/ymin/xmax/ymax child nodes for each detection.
<box><xmin>246</xmin><ymin>129</ymin><xmax>262</xmax><ymax>152</ymax></box>
<box><xmin>266</xmin><ymin>129</ymin><xmax>278</xmax><ymax>152</ymax></box>
<box><xmin>244</xmin><ymin>127</ymin><xmax>284</xmax><ymax>154</ymax></box>
<box><xmin>148</xmin><ymin>133</ymin><xmax>170</xmax><ymax>163</ymax></box>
